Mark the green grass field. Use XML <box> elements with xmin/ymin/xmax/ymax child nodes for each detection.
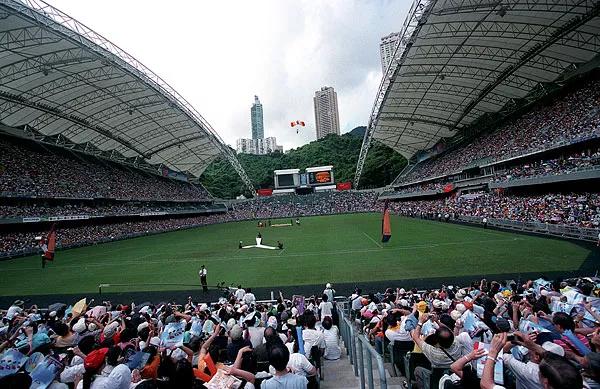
<box><xmin>0</xmin><ymin>213</ymin><xmax>592</xmax><ymax>296</ymax></box>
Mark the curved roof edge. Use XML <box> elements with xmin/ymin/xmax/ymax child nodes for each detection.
<box><xmin>0</xmin><ymin>0</ymin><xmax>256</xmax><ymax>196</ymax></box>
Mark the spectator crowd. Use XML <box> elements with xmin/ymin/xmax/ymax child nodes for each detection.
<box><xmin>391</xmin><ymin>192</ymin><xmax>600</xmax><ymax>229</ymax></box>
<box><xmin>386</xmin><ymin>147</ymin><xmax>600</xmax><ymax>198</ymax></box>
<box><xmin>493</xmin><ymin>148</ymin><xmax>600</xmax><ymax>183</ymax></box>
<box><xmin>0</xmin><ymin>284</ymin><xmax>341</xmax><ymax>388</ymax></box>
<box><xmin>355</xmin><ymin>274</ymin><xmax>600</xmax><ymax>389</ymax></box>
<box><xmin>230</xmin><ymin>191</ymin><xmax>379</xmax><ymax>220</ymax></box>
<box><xmin>0</xmin><ymin>202</ymin><xmax>213</xmax><ymax>220</ymax></box>
<box><xmin>2</xmin><ymin>189</ymin><xmax>599</xmax><ymax>257</ymax></box>
<box><xmin>0</xmin><ymin>138</ymin><xmax>210</xmax><ymax>202</ymax></box>
<box><xmin>399</xmin><ymin>79</ymin><xmax>600</xmax><ymax>184</ymax></box>
<box><xmin>3</xmin><ymin>274</ymin><xmax>600</xmax><ymax>388</ymax></box>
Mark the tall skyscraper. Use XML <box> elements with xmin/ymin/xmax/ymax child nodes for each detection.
<box><xmin>380</xmin><ymin>32</ymin><xmax>401</xmax><ymax>74</ymax></box>
<box><xmin>250</xmin><ymin>95</ymin><xmax>264</xmax><ymax>140</ymax></box>
<box><xmin>313</xmin><ymin>86</ymin><xmax>340</xmax><ymax>140</ymax></box>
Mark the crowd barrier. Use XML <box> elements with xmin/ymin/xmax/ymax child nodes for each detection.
<box><xmin>337</xmin><ymin>305</ymin><xmax>388</xmax><ymax>389</ymax></box>
<box><xmin>457</xmin><ymin>215</ymin><xmax>599</xmax><ymax>241</ymax></box>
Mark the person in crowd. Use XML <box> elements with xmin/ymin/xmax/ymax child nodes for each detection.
<box><xmin>550</xmin><ymin>312</ymin><xmax>591</xmax><ymax>356</ymax></box>
<box><xmin>321</xmin><ymin>316</ymin><xmax>341</xmax><ymax>360</ymax></box>
<box><xmin>411</xmin><ymin>311</ymin><xmax>472</xmax><ymax>389</ymax></box>
<box><xmin>301</xmin><ymin>313</ymin><xmax>325</xmax><ymax>358</ymax></box>
<box><xmin>323</xmin><ymin>283</ymin><xmax>335</xmax><ymax>303</ymax></box>
<box><xmin>261</xmin><ymin>343</ymin><xmax>308</xmax><ymax>388</ymax></box>
<box><xmin>482</xmin><ymin>332</ymin><xmax>584</xmax><ymax>389</ymax></box>
<box><xmin>318</xmin><ymin>294</ymin><xmax>333</xmax><ymax>320</ymax></box>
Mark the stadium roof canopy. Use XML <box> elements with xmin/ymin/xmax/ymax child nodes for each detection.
<box><xmin>0</xmin><ymin>0</ymin><xmax>255</xmax><ymax>194</ymax></box>
<box><xmin>355</xmin><ymin>0</ymin><xmax>600</xmax><ymax>186</ymax></box>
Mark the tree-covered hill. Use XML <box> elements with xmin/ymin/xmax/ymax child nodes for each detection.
<box><xmin>200</xmin><ymin>127</ymin><xmax>406</xmax><ymax>198</ymax></box>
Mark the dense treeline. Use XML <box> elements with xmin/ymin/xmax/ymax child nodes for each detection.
<box><xmin>200</xmin><ymin>127</ymin><xmax>406</xmax><ymax>198</ymax></box>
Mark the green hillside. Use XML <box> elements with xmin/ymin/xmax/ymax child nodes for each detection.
<box><xmin>201</xmin><ymin>127</ymin><xmax>406</xmax><ymax>198</ymax></box>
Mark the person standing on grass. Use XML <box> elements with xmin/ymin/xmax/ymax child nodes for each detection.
<box><xmin>199</xmin><ymin>265</ymin><xmax>208</xmax><ymax>292</ymax></box>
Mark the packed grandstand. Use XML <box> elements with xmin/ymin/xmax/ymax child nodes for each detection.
<box><xmin>3</xmin><ymin>276</ymin><xmax>600</xmax><ymax>389</ymax></box>
<box><xmin>2</xmin><ymin>0</ymin><xmax>600</xmax><ymax>388</ymax></box>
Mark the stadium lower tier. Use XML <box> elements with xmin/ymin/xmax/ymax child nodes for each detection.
<box><xmin>1</xmin><ymin>190</ymin><xmax>599</xmax><ymax>258</ymax></box>
<box><xmin>2</xmin><ymin>274</ymin><xmax>598</xmax><ymax>389</ymax></box>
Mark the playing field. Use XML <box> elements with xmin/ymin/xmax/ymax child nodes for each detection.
<box><xmin>0</xmin><ymin>213</ymin><xmax>593</xmax><ymax>296</ymax></box>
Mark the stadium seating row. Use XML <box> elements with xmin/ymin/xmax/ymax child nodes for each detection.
<box><xmin>1</xmin><ymin>188</ymin><xmax>599</xmax><ymax>257</ymax></box>
<box><xmin>2</xmin><ymin>274</ymin><xmax>598</xmax><ymax>388</ymax></box>
<box><xmin>0</xmin><ymin>136</ymin><xmax>210</xmax><ymax>202</ymax></box>
<box><xmin>398</xmin><ymin>78</ymin><xmax>600</xmax><ymax>184</ymax></box>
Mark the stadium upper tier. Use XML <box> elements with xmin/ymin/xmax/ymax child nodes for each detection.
<box><xmin>397</xmin><ymin>77</ymin><xmax>600</xmax><ymax>184</ymax></box>
<box><xmin>0</xmin><ymin>0</ymin><xmax>255</xmax><ymax>194</ymax></box>
<box><xmin>0</xmin><ymin>136</ymin><xmax>212</xmax><ymax>201</ymax></box>
<box><xmin>356</xmin><ymin>0</ymin><xmax>600</xmax><ymax>185</ymax></box>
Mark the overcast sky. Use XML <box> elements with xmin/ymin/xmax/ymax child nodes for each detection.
<box><xmin>47</xmin><ymin>0</ymin><xmax>411</xmax><ymax>150</ymax></box>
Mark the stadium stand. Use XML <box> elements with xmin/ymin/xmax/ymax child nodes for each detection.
<box><xmin>388</xmin><ymin>192</ymin><xmax>600</xmax><ymax>228</ymax></box>
<box><xmin>231</xmin><ymin>192</ymin><xmax>379</xmax><ymax>219</ymax></box>
<box><xmin>0</xmin><ymin>136</ymin><xmax>211</xmax><ymax>202</ymax></box>
<box><xmin>2</xmin><ymin>275</ymin><xmax>599</xmax><ymax>388</ymax></box>
<box><xmin>0</xmin><ymin>190</ymin><xmax>378</xmax><ymax>258</ymax></box>
<box><xmin>393</xmin><ymin>77</ymin><xmax>600</xmax><ymax>186</ymax></box>
<box><xmin>1</xmin><ymin>0</ymin><xmax>600</xmax><ymax>386</ymax></box>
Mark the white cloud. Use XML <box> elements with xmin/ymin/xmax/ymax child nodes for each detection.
<box><xmin>45</xmin><ymin>0</ymin><xmax>411</xmax><ymax>151</ymax></box>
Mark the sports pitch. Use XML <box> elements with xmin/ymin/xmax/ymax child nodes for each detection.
<box><xmin>0</xmin><ymin>213</ymin><xmax>594</xmax><ymax>296</ymax></box>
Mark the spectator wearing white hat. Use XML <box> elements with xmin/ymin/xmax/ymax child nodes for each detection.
<box><xmin>323</xmin><ymin>283</ymin><xmax>335</xmax><ymax>303</ymax></box>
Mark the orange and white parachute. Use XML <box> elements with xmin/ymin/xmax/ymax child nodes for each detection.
<box><xmin>290</xmin><ymin>120</ymin><xmax>305</xmax><ymax>133</ymax></box>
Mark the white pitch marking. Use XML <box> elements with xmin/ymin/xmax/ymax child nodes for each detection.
<box><xmin>1</xmin><ymin>238</ymin><xmax>526</xmax><ymax>272</ymax></box>
<box><xmin>363</xmin><ymin>232</ymin><xmax>383</xmax><ymax>248</ymax></box>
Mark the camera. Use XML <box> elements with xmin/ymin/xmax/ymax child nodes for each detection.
<box><xmin>507</xmin><ymin>333</ymin><xmax>522</xmax><ymax>343</ymax></box>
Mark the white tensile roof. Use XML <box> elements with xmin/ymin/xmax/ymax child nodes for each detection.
<box><xmin>356</xmin><ymin>0</ymin><xmax>600</xmax><ymax>185</ymax></box>
<box><xmin>0</xmin><ymin>0</ymin><xmax>254</xmax><ymax>193</ymax></box>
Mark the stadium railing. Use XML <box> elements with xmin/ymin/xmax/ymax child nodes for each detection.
<box><xmin>458</xmin><ymin>215</ymin><xmax>599</xmax><ymax>241</ymax></box>
<box><xmin>0</xmin><ymin>205</ymin><xmax>227</xmax><ymax>225</ymax></box>
<box><xmin>489</xmin><ymin>165</ymin><xmax>600</xmax><ymax>188</ymax></box>
<box><xmin>337</xmin><ymin>304</ymin><xmax>388</xmax><ymax>389</ymax></box>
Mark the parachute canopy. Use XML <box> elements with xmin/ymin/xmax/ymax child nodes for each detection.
<box><xmin>290</xmin><ymin>120</ymin><xmax>306</xmax><ymax>133</ymax></box>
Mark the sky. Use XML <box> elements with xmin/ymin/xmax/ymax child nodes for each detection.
<box><xmin>46</xmin><ymin>0</ymin><xmax>411</xmax><ymax>150</ymax></box>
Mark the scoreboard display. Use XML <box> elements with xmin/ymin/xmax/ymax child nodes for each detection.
<box><xmin>277</xmin><ymin>174</ymin><xmax>295</xmax><ymax>187</ymax></box>
<box><xmin>308</xmin><ymin>171</ymin><xmax>332</xmax><ymax>184</ymax></box>
<box><xmin>274</xmin><ymin>169</ymin><xmax>300</xmax><ymax>189</ymax></box>
<box><xmin>305</xmin><ymin>166</ymin><xmax>334</xmax><ymax>186</ymax></box>
<box><xmin>274</xmin><ymin>166</ymin><xmax>334</xmax><ymax>189</ymax></box>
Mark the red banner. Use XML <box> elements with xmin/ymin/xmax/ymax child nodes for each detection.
<box><xmin>381</xmin><ymin>201</ymin><xmax>391</xmax><ymax>243</ymax></box>
<box><xmin>336</xmin><ymin>182</ymin><xmax>352</xmax><ymax>191</ymax></box>
<box><xmin>257</xmin><ymin>188</ymin><xmax>273</xmax><ymax>196</ymax></box>
<box><xmin>442</xmin><ymin>183</ymin><xmax>455</xmax><ymax>193</ymax></box>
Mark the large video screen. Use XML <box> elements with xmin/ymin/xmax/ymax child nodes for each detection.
<box><xmin>277</xmin><ymin>174</ymin><xmax>295</xmax><ymax>187</ymax></box>
<box><xmin>308</xmin><ymin>171</ymin><xmax>332</xmax><ymax>185</ymax></box>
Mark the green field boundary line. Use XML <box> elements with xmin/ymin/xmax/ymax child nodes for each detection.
<box><xmin>1</xmin><ymin>237</ymin><xmax>526</xmax><ymax>272</ymax></box>
<box><xmin>362</xmin><ymin>232</ymin><xmax>383</xmax><ymax>248</ymax></box>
